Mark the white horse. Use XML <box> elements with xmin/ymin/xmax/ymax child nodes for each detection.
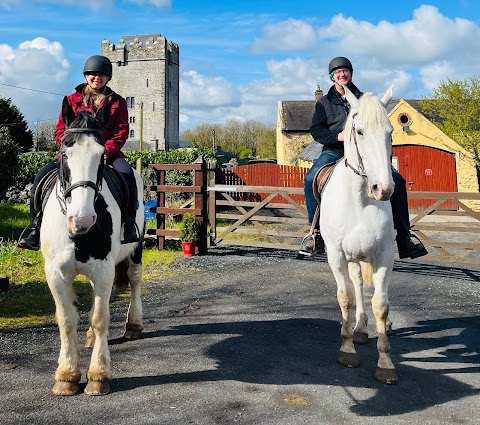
<box><xmin>320</xmin><ymin>85</ymin><xmax>398</xmax><ymax>384</ymax></box>
<box><xmin>41</xmin><ymin>107</ymin><xmax>144</xmax><ymax>396</ymax></box>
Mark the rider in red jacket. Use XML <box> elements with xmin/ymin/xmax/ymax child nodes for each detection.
<box><xmin>18</xmin><ymin>55</ymin><xmax>140</xmax><ymax>250</ymax></box>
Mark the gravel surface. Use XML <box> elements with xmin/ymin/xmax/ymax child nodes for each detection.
<box><xmin>1</xmin><ymin>246</ymin><xmax>479</xmax><ymax>425</ymax></box>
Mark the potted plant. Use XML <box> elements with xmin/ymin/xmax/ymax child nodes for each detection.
<box><xmin>178</xmin><ymin>213</ymin><xmax>199</xmax><ymax>257</ymax></box>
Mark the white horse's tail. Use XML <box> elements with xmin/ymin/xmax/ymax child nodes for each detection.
<box><xmin>360</xmin><ymin>261</ymin><xmax>374</xmax><ymax>287</ymax></box>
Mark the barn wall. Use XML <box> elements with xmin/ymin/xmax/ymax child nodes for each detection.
<box><xmin>390</xmin><ymin>100</ymin><xmax>479</xmax><ymax>211</ymax></box>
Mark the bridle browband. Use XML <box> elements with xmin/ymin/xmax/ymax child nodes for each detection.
<box><xmin>344</xmin><ymin>112</ymin><xmax>368</xmax><ymax>180</ymax></box>
<box><xmin>57</xmin><ymin>127</ymin><xmax>104</xmax><ymax>214</ymax></box>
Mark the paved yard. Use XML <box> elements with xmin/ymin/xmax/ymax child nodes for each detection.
<box><xmin>1</xmin><ymin>247</ymin><xmax>479</xmax><ymax>424</ymax></box>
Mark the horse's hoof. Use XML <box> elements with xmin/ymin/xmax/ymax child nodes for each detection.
<box><xmin>353</xmin><ymin>331</ymin><xmax>369</xmax><ymax>345</ymax></box>
<box><xmin>124</xmin><ymin>323</ymin><xmax>142</xmax><ymax>340</ymax></box>
<box><xmin>85</xmin><ymin>380</ymin><xmax>110</xmax><ymax>396</ymax></box>
<box><xmin>338</xmin><ymin>351</ymin><xmax>360</xmax><ymax>368</ymax></box>
<box><xmin>123</xmin><ymin>329</ymin><xmax>142</xmax><ymax>340</ymax></box>
<box><xmin>375</xmin><ymin>367</ymin><xmax>398</xmax><ymax>384</ymax></box>
<box><xmin>52</xmin><ymin>380</ymin><xmax>80</xmax><ymax>396</ymax></box>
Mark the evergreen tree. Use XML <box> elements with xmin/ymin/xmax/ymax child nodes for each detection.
<box><xmin>0</xmin><ymin>97</ymin><xmax>33</xmax><ymax>153</ymax></box>
<box><xmin>0</xmin><ymin>126</ymin><xmax>20</xmax><ymax>198</ymax></box>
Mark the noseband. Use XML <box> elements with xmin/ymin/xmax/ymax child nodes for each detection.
<box><xmin>57</xmin><ymin>127</ymin><xmax>104</xmax><ymax>214</ymax></box>
<box><xmin>344</xmin><ymin>113</ymin><xmax>368</xmax><ymax>180</ymax></box>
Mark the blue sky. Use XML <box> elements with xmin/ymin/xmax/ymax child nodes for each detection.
<box><xmin>0</xmin><ymin>0</ymin><xmax>479</xmax><ymax>132</ymax></box>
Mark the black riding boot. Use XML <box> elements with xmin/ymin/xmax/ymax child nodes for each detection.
<box><xmin>17</xmin><ymin>212</ymin><xmax>42</xmax><ymax>251</ymax></box>
<box><xmin>121</xmin><ymin>171</ymin><xmax>140</xmax><ymax>245</ymax></box>
<box><xmin>390</xmin><ymin>171</ymin><xmax>428</xmax><ymax>259</ymax></box>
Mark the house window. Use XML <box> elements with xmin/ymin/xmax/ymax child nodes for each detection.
<box><xmin>130</xmin><ymin>129</ymin><xmax>134</xmax><ymax>138</ymax></box>
<box><xmin>129</xmin><ymin>116</ymin><xmax>135</xmax><ymax>124</ymax></box>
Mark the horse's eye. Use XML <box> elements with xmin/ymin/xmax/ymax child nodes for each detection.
<box><xmin>357</xmin><ymin>130</ymin><xmax>364</xmax><ymax>136</ymax></box>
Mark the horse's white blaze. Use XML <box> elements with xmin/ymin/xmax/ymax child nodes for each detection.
<box><xmin>320</xmin><ymin>85</ymin><xmax>397</xmax><ymax>382</ymax></box>
<box><xmin>64</xmin><ymin>136</ymin><xmax>104</xmax><ymax>234</ymax></box>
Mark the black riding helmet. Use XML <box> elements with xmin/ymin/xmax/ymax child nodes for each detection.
<box><xmin>83</xmin><ymin>55</ymin><xmax>112</xmax><ymax>78</ymax></box>
<box><xmin>328</xmin><ymin>57</ymin><xmax>353</xmax><ymax>74</ymax></box>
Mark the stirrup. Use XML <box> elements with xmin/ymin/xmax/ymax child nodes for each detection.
<box><xmin>121</xmin><ymin>221</ymin><xmax>140</xmax><ymax>245</ymax></box>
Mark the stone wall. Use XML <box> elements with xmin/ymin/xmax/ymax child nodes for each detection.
<box><xmin>101</xmin><ymin>34</ymin><xmax>179</xmax><ymax>151</ymax></box>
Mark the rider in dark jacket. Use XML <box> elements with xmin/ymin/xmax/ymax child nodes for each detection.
<box><xmin>18</xmin><ymin>55</ymin><xmax>140</xmax><ymax>250</ymax></box>
<box><xmin>299</xmin><ymin>56</ymin><xmax>427</xmax><ymax>260</ymax></box>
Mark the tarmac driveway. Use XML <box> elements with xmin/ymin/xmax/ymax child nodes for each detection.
<box><xmin>1</xmin><ymin>247</ymin><xmax>479</xmax><ymax>425</ymax></box>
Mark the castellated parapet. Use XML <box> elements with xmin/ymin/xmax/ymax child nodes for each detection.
<box><xmin>101</xmin><ymin>34</ymin><xmax>179</xmax><ymax>151</ymax></box>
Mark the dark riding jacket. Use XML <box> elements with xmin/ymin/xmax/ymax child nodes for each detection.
<box><xmin>54</xmin><ymin>84</ymin><xmax>129</xmax><ymax>159</ymax></box>
<box><xmin>310</xmin><ymin>82</ymin><xmax>362</xmax><ymax>156</ymax></box>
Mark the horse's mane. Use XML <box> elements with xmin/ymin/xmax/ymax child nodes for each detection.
<box><xmin>346</xmin><ymin>92</ymin><xmax>390</xmax><ymax>130</ymax></box>
<box><xmin>62</xmin><ymin>111</ymin><xmax>104</xmax><ymax>148</ymax></box>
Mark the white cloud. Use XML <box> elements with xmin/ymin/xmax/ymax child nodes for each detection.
<box><xmin>250</xmin><ymin>19</ymin><xmax>317</xmax><ymax>54</ymax></box>
<box><xmin>0</xmin><ymin>37</ymin><xmax>71</xmax><ymax>127</ymax></box>
<box><xmin>180</xmin><ymin>70</ymin><xmax>239</xmax><ymax>108</ymax></box>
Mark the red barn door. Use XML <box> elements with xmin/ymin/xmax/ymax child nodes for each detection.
<box><xmin>392</xmin><ymin>145</ymin><xmax>457</xmax><ymax>210</ymax></box>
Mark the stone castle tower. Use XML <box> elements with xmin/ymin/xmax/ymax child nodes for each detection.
<box><xmin>101</xmin><ymin>34</ymin><xmax>179</xmax><ymax>151</ymax></box>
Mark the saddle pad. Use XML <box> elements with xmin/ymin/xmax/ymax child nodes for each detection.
<box><xmin>312</xmin><ymin>159</ymin><xmax>342</xmax><ymax>205</ymax></box>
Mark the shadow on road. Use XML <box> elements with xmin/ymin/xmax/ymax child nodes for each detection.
<box><xmin>110</xmin><ymin>316</ymin><xmax>480</xmax><ymax>416</ymax></box>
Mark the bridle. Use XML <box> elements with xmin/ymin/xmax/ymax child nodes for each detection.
<box><xmin>344</xmin><ymin>112</ymin><xmax>368</xmax><ymax>180</ymax></box>
<box><xmin>57</xmin><ymin>127</ymin><xmax>105</xmax><ymax>215</ymax></box>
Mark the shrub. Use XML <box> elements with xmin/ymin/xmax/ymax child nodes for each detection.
<box><xmin>178</xmin><ymin>213</ymin><xmax>199</xmax><ymax>242</ymax></box>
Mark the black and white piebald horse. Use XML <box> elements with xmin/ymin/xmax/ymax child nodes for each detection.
<box><xmin>41</xmin><ymin>107</ymin><xmax>144</xmax><ymax>396</ymax></box>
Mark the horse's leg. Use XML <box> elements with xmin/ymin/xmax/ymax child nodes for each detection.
<box><xmin>328</xmin><ymin>253</ymin><xmax>359</xmax><ymax>368</ymax></box>
<box><xmin>348</xmin><ymin>262</ymin><xmax>369</xmax><ymax>345</ymax></box>
<box><xmin>85</xmin><ymin>273</ymin><xmax>114</xmax><ymax>396</ymax></box>
<box><xmin>46</xmin><ymin>268</ymin><xmax>81</xmax><ymax>396</ymax></box>
<box><xmin>124</xmin><ymin>256</ymin><xmax>143</xmax><ymax>340</ymax></box>
<box><xmin>371</xmin><ymin>265</ymin><xmax>398</xmax><ymax>384</ymax></box>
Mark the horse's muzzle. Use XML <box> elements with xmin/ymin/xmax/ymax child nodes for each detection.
<box><xmin>67</xmin><ymin>215</ymin><xmax>97</xmax><ymax>235</ymax></box>
<box><xmin>368</xmin><ymin>184</ymin><xmax>394</xmax><ymax>201</ymax></box>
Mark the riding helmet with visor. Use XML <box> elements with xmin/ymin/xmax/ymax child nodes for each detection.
<box><xmin>83</xmin><ymin>55</ymin><xmax>112</xmax><ymax>78</ymax></box>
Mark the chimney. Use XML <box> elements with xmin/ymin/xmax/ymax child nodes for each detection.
<box><xmin>314</xmin><ymin>85</ymin><xmax>323</xmax><ymax>101</ymax></box>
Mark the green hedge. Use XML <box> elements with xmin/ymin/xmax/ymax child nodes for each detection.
<box><xmin>10</xmin><ymin>147</ymin><xmax>217</xmax><ymax>202</ymax></box>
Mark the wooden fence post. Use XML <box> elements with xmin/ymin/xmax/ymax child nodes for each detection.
<box><xmin>194</xmin><ymin>155</ymin><xmax>208</xmax><ymax>255</ymax></box>
<box><xmin>207</xmin><ymin>161</ymin><xmax>217</xmax><ymax>247</ymax></box>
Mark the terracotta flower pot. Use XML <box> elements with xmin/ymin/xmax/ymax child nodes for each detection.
<box><xmin>182</xmin><ymin>241</ymin><xmax>196</xmax><ymax>257</ymax></box>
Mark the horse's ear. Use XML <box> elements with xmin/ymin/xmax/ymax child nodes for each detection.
<box><xmin>380</xmin><ymin>85</ymin><xmax>394</xmax><ymax>107</ymax></box>
<box><xmin>343</xmin><ymin>85</ymin><xmax>359</xmax><ymax>110</ymax></box>
<box><xmin>61</xmin><ymin>97</ymin><xmax>76</xmax><ymax>126</ymax></box>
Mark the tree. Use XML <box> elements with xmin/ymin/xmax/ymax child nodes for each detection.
<box><xmin>0</xmin><ymin>97</ymin><xmax>33</xmax><ymax>153</ymax></box>
<box><xmin>32</xmin><ymin>120</ymin><xmax>57</xmax><ymax>152</ymax></box>
<box><xmin>180</xmin><ymin>119</ymin><xmax>276</xmax><ymax>160</ymax></box>
<box><xmin>0</xmin><ymin>126</ymin><xmax>20</xmax><ymax>198</ymax></box>
<box><xmin>420</xmin><ymin>78</ymin><xmax>480</xmax><ymax>179</ymax></box>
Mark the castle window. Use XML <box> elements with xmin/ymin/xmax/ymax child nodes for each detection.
<box><xmin>146</xmin><ymin>79</ymin><xmax>149</xmax><ymax>87</ymax></box>
<box><xmin>130</xmin><ymin>129</ymin><xmax>134</xmax><ymax>138</ymax></box>
<box><xmin>126</xmin><ymin>97</ymin><xmax>135</xmax><ymax>108</ymax></box>
<box><xmin>129</xmin><ymin>116</ymin><xmax>135</xmax><ymax>124</ymax></box>
<box><xmin>152</xmin><ymin>102</ymin><xmax>155</xmax><ymax>111</ymax></box>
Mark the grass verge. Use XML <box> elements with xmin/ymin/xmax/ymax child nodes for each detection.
<box><xmin>0</xmin><ymin>202</ymin><xmax>184</xmax><ymax>330</ymax></box>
